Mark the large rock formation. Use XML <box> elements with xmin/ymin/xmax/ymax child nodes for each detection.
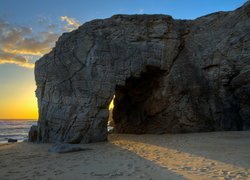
<box><xmin>33</xmin><ymin>2</ymin><xmax>250</xmax><ymax>143</ymax></box>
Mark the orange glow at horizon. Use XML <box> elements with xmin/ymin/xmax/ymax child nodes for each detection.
<box><xmin>0</xmin><ymin>79</ymin><xmax>38</xmax><ymax>120</ymax></box>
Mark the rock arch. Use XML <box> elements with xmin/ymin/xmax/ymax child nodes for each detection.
<box><xmin>34</xmin><ymin>3</ymin><xmax>250</xmax><ymax>143</ymax></box>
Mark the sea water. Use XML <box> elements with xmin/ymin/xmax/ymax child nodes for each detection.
<box><xmin>0</xmin><ymin>120</ymin><xmax>114</xmax><ymax>143</ymax></box>
<box><xmin>0</xmin><ymin>120</ymin><xmax>37</xmax><ymax>143</ymax></box>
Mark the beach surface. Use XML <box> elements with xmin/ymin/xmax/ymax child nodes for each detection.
<box><xmin>0</xmin><ymin>131</ymin><xmax>250</xmax><ymax>180</ymax></box>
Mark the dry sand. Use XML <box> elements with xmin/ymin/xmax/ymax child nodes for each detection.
<box><xmin>0</xmin><ymin>131</ymin><xmax>250</xmax><ymax>180</ymax></box>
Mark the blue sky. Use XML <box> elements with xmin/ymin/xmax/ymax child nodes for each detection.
<box><xmin>0</xmin><ymin>0</ymin><xmax>247</xmax><ymax>119</ymax></box>
<box><xmin>1</xmin><ymin>0</ymin><xmax>247</xmax><ymax>24</ymax></box>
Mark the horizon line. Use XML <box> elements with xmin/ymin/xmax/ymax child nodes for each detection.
<box><xmin>0</xmin><ymin>119</ymin><xmax>38</xmax><ymax>121</ymax></box>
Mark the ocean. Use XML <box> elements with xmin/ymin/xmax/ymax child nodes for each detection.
<box><xmin>0</xmin><ymin>120</ymin><xmax>37</xmax><ymax>143</ymax></box>
<box><xmin>0</xmin><ymin>120</ymin><xmax>114</xmax><ymax>143</ymax></box>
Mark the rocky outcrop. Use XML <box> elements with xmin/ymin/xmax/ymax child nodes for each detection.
<box><xmin>28</xmin><ymin>125</ymin><xmax>38</xmax><ymax>142</ymax></box>
<box><xmin>48</xmin><ymin>143</ymin><xmax>91</xmax><ymax>153</ymax></box>
<box><xmin>34</xmin><ymin>2</ymin><xmax>250</xmax><ymax>143</ymax></box>
<box><xmin>8</xmin><ymin>138</ymin><xmax>18</xmax><ymax>143</ymax></box>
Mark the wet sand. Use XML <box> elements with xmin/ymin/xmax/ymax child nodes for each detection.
<box><xmin>0</xmin><ymin>131</ymin><xmax>250</xmax><ymax>180</ymax></box>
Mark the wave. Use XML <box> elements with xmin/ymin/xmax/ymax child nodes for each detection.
<box><xmin>0</xmin><ymin>134</ymin><xmax>28</xmax><ymax>138</ymax></box>
<box><xmin>0</xmin><ymin>126</ymin><xmax>34</xmax><ymax>130</ymax></box>
<box><xmin>0</xmin><ymin>120</ymin><xmax>35</xmax><ymax>143</ymax></box>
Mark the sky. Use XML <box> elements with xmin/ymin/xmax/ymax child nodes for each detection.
<box><xmin>0</xmin><ymin>0</ymin><xmax>247</xmax><ymax>119</ymax></box>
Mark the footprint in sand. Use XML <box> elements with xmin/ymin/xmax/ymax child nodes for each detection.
<box><xmin>127</xmin><ymin>163</ymin><xmax>133</xmax><ymax>169</ymax></box>
<box><xmin>209</xmin><ymin>162</ymin><xmax>216</xmax><ymax>166</ymax></box>
<box><xmin>181</xmin><ymin>166</ymin><xmax>193</xmax><ymax>171</ymax></box>
<box><xmin>199</xmin><ymin>168</ymin><xmax>209</xmax><ymax>172</ymax></box>
<box><xmin>54</xmin><ymin>170</ymin><xmax>64</xmax><ymax>174</ymax></box>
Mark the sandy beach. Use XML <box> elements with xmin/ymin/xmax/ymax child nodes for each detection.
<box><xmin>0</xmin><ymin>131</ymin><xmax>250</xmax><ymax>180</ymax></box>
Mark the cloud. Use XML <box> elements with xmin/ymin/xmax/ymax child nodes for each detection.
<box><xmin>0</xmin><ymin>50</ymin><xmax>34</xmax><ymax>68</ymax></box>
<box><xmin>2</xmin><ymin>32</ymin><xmax>59</xmax><ymax>55</ymax></box>
<box><xmin>0</xmin><ymin>19</ymin><xmax>59</xmax><ymax>68</ymax></box>
<box><xmin>138</xmin><ymin>9</ymin><xmax>144</xmax><ymax>14</ymax></box>
<box><xmin>60</xmin><ymin>16</ymin><xmax>80</xmax><ymax>31</ymax></box>
<box><xmin>0</xmin><ymin>15</ymin><xmax>80</xmax><ymax>68</ymax></box>
<box><xmin>37</xmin><ymin>15</ymin><xmax>59</xmax><ymax>32</ymax></box>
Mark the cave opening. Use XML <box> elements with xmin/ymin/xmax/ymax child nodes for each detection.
<box><xmin>107</xmin><ymin>95</ymin><xmax>115</xmax><ymax>133</ymax></box>
<box><xmin>107</xmin><ymin>66</ymin><xmax>166</xmax><ymax>134</ymax></box>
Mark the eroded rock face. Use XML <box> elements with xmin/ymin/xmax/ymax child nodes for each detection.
<box><xmin>34</xmin><ymin>2</ymin><xmax>250</xmax><ymax>143</ymax></box>
<box><xmin>28</xmin><ymin>125</ymin><xmax>38</xmax><ymax>142</ymax></box>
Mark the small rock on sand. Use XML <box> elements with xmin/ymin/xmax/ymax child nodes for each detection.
<box><xmin>48</xmin><ymin>143</ymin><xmax>92</xmax><ymax>153</ymax></box>
<box><xmin>8</xmin><ymin>139</ymin><xmax>18</xmax><ymax>143</ymax></box>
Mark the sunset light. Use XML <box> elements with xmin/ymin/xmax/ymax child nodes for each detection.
<box><xmin>0</xmin><ymin>1</ymin><xmax>249</xmax><ymax>180</ymax></box>
<box><xmin>0</xmin><ymin>65</ymin><xmax>38</xmax><ymax>120</ymax></box>
<box><xmin>0</xmin><ymin>83</ymin><xmax>38</xmax><ymax>120</ymax></box>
